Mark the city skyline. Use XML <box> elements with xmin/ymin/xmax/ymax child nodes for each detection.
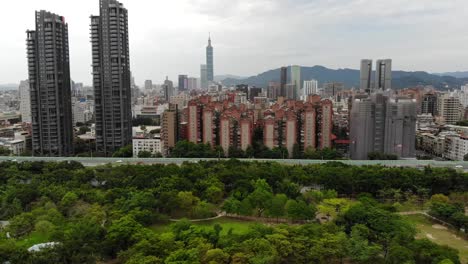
<box><xmin>1</xmin><ymin>0</ymin><xmax>468</xmax><ymax>84</ymax></box>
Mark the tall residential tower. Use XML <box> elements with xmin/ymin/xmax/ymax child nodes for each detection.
<box><xmin>91</xmin><ymin>0</ymin><xmax>132</xmax><ymax>156</ymax></box>
<box><xmin>27</xmin><ymin>10</ymin><xmax>73</xmax><ymax>156</ymax></box>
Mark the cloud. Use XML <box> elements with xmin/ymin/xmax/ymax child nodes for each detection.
<box><xmin>1</xmin><ymin>0</ymin><xmax>468</xmax><ymax>85</ymax></box>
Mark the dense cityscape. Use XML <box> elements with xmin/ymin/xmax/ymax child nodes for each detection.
<box><xmin>0</xmin><ymin>0</ymin><xmax>467</xmax><ymax>263</ymax></box>
<box><xmin>0</xmin><ymin>3</ymin><xmax>467</xmax><ymax>162</ymax></box>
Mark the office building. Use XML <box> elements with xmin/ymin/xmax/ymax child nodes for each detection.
<box><xmin>291</xmin><ymin>65</ymin><xmax>301</xmax><ymax>99</ymax></box>
<box><xmin>200</xmin><ymin>64</ymin><xmax>208</xmax><ymax>89</ymax></box>
<box><xmin>322</xmin><ymin>82</ymin><xmax>344</xmax><ymax>98</ymax></box>
<box><xmin>178</xmin><ymin>75</ymin><xmax>188</xmax><ymax>91</ymax></box>
<box><xmin>27</xmin><ymin>10</ymin><xmax>73</xmax><ymax>156</ymax></box>
<box><xmin>375</xmin><ymin>59</ymin><xmax>392</xmax><ymax>90</ymax></box>
<box><xmin>144</xmin><ymin>80</ymin><xmax>153</xmax><ymax>91</ymax></box>
<box><xmin>19</xmin><ymin>80</ymin><xmax>31</xmax><ymax>123</ymax></box>
<box><xmin>163</xmin><ymin>77</ymin><xmax>174</xmax><ymax>102</ymax></box>
<box><xmin>91</xmin><ymin>0</ymin><xmax>132</xmax><ymax>156</ymax></box>
<box><xmin>206</xmin><ymin>36</ymin><xmax>214</xmax><ymax>82</ymax></box>
<box><xmin>360</xmin><ymin>59</ymin><xmax>372</xmax><ymax>93</ymax></box>
<box><xmin>280</xmin><ymin>66</ymin><xmax>288</xmax><ymax>97</ymax></box>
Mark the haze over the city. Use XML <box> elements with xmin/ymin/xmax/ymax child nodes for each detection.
<box><xmin>1</xmin><ymin>0</ymin><xmax>468</xmax><ymax>84</ymax></box>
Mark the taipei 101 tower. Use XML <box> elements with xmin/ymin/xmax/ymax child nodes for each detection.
<box><xmin>206</xmin><ymin>34</ymin><xmax>214</xmax><ymax>82</ymax></box>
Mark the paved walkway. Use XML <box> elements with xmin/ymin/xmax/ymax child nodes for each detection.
<box><xmin>169</xmin><ymin>212</ymin><xmax>226</xmax><ymax>222</ymax></box>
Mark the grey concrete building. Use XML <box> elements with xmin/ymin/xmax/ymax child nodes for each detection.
<box><xmin>360</xmin><ymin>59</ymin><xmax>373</xmax><ymax>93</ymax></box>
<box><xmin>163</xmin><ymin>77</ymin><xmax>174</xmax><ymax>102</ymax></box>
<box><xmin>375</xmin><ymin>59</ymin><xmax>392</xmax><ymax>90</ymax></box>
<box><xmin>27</xmin><ymin>10</ymin><xmax>73</xmax><ymax>156</ymax></box>
<box><xmin>384</xmin><ymin>98</ymin><xmax>417</xmax><ymax>158</ymax></box>
<box><xmin>206</xmin><ymin>36</ymin><xmax>214</xmax><ymax>82</ymax></box>
<box><xmin>421</xmin><ymin>93</ymin><xmax>438</xmax><ymax>116</ymax></box>
<box><xmin>349</xmin><ymin>97</ymin><xmax>375</xmax><ymax>160</ymax></box>
<box><xmin>350</xmin><ymin>93</ymin><xmax>417</xmax><ymax>159</ymax></box>
<box><xmin>200</xmin><ymin>64</ymin><xmax>208</xmax><ymax>89</ymax></box>
<box><xmin>144</xmin><ymin>80</ymin><xmax>153</xmax><ymax>91</ymax></box>
<box><xmin>91</xmin><ymin>0</ymin><xmax>132</xmax><ymax>156</ymax></box>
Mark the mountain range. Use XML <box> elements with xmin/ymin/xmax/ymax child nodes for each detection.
<box><xmin>434</xmin><ymin>71</ymin><xmax>468</xmax><ymax>79</ymax></box>
<box><xmin>221</xmin><ymin>66</ymin><xmax>468</xmax><ymax>90</ymax></box>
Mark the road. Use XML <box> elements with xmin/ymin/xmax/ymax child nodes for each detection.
<box><xmin>0</xmin><ymin>156</ymin><xmax>468</xmax><ymax>169</ymax></box>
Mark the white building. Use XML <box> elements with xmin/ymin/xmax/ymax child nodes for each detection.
<box><xmin>444</xmin><ymin>135</ymin><xmax>468</xmax><ymax>161</ymax></box>
<box><xmin>133</xmin><ymin>137</ymin><xmax>162</xmax><ymax>157</ymax></box>
<box><xmin>19</xmin><ymin>80</ymin><xmax>31</xmax><ymax>123</ymax></box>
<box><xmin>302</xmin><ymin>80</ymin><xmax>318</xmax><ymax>99</ymax></box>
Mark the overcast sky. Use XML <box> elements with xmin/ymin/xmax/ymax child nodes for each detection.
<box><xmin>2</xmin><ymin>0</ymin><xmax>468</xmax><ymax>86</ymax></box>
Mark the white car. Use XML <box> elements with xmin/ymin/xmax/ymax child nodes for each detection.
<box><xmin>116</xmin><ymin>160</ymin><xmax>123</xmax><ymax>163</ymax></box>
<box><xmin>455</xmin><ymin>165</ymin><xmax>463</xmax><ymax>169</ymax></box>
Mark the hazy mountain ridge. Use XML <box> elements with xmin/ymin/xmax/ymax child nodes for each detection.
<box><xmin>221</xmin><ymin>66</ymin><xmax>467</xmax><ymax>90</ymax></box>
<box><xmin>434</xmin><ymin>71</ymin><xmax>468</xmax><ymax>79</ymax></box>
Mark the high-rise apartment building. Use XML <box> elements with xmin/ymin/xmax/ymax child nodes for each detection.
<box><xmin>421</xmin><ymin>93</ymin><xmax>438</xmax><ymax>116</ymax></box>
<box><xmin>27</xmin><ymin>10</ymin><xmax>73</xmax><ymax>156</ymax></box>
<box><xmin>178</xmin><ymin>75</ymin><xmax>188</xmax><ymax>91</ymax></box>
<box><xmin>438</xmin><ymin>94</ymin><xmax>462</xmax><ymax>125</ymax></box>
<box><xmin>19</xmin><ymin>80</ymin><xmax>32</xmax><ymax>123</ymax></box>
<box><xmin>91</xmin><ymin>0</ymin><xmax>132</xmax><ymax>156</ymax></box>
<box><xmin>206</xmin><ymin>36</ymin><xmax>214</xmax><ymax>82</ymax></box>
<box><xmin>350</xmin><ymin>93</ymin><xmax>416</xmax><ymax>159</ymax></box>
<box><xmin>291</xmin><ymin>65</ymin><xmax>301</xmax><ymax>99</ymax></box>
<box><xmin>161</xmin><ymin>104</ymin><xmax>178</xmax><ymax>156</ymax></box>
<box><xmin>200</xmin><ymin>64</ymin><xmax>208</xmax><ymax>89</ymax></box>
<box><xmin>188</xmin><ymin>77</ymin><xmax>198</xmax><ymax>90</ymax></box>
<box><xmin>360</xmin><ymin>59</ymin><xmax>372</xmax><ymax>93</ymax></box>
<box><xmin>375</xmin><ymin>59</ymin><xmax>392</xmax><ymax>90</ymax></box>
<box><xmin>303</xmin><ymin>80</ymin><xmax>318</xmax><ymax>98</ymax></box>
<box><xmin>349</xmin><ymin>97</ymin><xmax>375</xmax><ymax>160</ymax></box>
<box><xmin>384</xmin><ymin>97</ymin><xmax>416</xmax><ymax>157</ymax></box>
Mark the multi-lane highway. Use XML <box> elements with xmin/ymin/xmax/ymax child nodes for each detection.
<box><xmin>0</xmin><ymin>156</ymin><xmax>467</xmax><ymax>169</ymax></box>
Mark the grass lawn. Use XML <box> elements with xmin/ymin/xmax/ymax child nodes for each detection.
<box><xmin>404</xmin><ymin>214</ymin><xmax>468</xmax><ymax>263</ymax></box>
<box><xmin>15</xmin><ymin>232</ymin><xmax>50</xmax><ymax>249</ymax></box>
<box><xmin>151</xmin><ymin>217</ymin><xmax>258</xmax><ymax>235</ymax></box>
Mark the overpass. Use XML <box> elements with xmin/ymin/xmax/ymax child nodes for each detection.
<box><xmin>0</xmin><ymin>156</ymin><xmax>467</xmax><ymax>169</ymax></box>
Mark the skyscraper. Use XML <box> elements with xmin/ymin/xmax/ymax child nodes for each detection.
<box><xmin>19</xmin><ymin>80</ymin><xmax>31</xmax><ymax>123</ymax></box>
<box><xmin>200</xmin><ymin>64</ymin><xmax>208</xmax><ymax>89</ymax></box>
<box><xmin>178</xmin><ymin>75</ymin><xmax>188</xmax><ymax>91</ymax></box>
<box><xmin>206</xmin><ymin>35</ymin><xmax>214</xmax><ymax>82</ymax></box>
<box><xmin>163</xmin><ymin>77</ymin><xmax>174</xmax><ymax>102</ymax></box>
<box><xmin>375</xmin><ymin>59</ymin><xmax>392</xmax><ymax>90</ymax></box>
<box><xmin>144</xmin><ymin>80</ymin><xmax>153</xmax><ymax>91</ymax></box>
<box><xmin>280</xmin><ymin>66</ymin><xmax>288</xmax><ymax>97</ymax></box>
<box><xmin>91</xmin><ymin>0</ymin><xmax>132</xmax><ymax>156</ymax></box>
<box><xmin>27</xmin><ymin>10</ymin><xmax>73</xmax><ymax>156</ymax></box>
<box><xmin>360</xmin><ymin>59</ymin><xmax>372</xmax><ymax>93</ymax></box>
<box><xmin>291</xmin><ymin>65</ymin><xmax>301</xmax><ymax>99</ymax></box>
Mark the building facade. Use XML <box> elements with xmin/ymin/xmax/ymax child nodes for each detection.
<box><xmin>27</xmin><ymin>10</ymin><xmax>73</xmax><ymax>156</ymax></box>
<box><xmin>91</xmin><ymin>0</ymin><xmax>132</xmax><ymax>156</ymax></box>
<box><xmin>19</xmin><ymin>80</ymin><xmax>32</xmax><ymax>123</ymax></box>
